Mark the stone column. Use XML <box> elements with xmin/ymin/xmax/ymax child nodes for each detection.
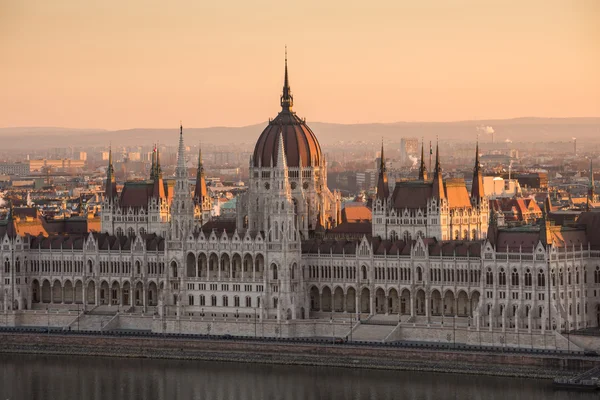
<box><xmin>331</xmin><ymin>292</ymin><xmax>334</xmax><ymax>313</ymax></box>
<box><xmin>319</xmin><ymin>292</ymin><xmax>323</xmax><ymax>312</ymax></box>
<box><xmin>425</xmin><ymin>293</ymin><xmax>430</xmax><ymax>322</ymax></box>
<box><xmin>410</xmin><ymin>294</ymin><xmax>414</xmax><ymax>317</ymax></box>
<box><xmin>82</xmin><ymin>283</ymin><xmax>87</xmax><ymax>311</ymax></box>
<box><xmin>143</xmin><ymin>285</ymin><xmax>147</xmax><ymax>312</ymax></box>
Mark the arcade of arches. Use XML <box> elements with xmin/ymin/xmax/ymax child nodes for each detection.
<box><xmin>309</xmin><ymin>285</ymin><xmax>481</xmax><ymax>317</ymax></box>
<box><xmin>30</xmin><ymin>279</ymin><xmax>160</xmax><ymax>308</ymax></box>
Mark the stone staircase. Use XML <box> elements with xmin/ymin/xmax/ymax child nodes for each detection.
<box><xmin>351</xmin><ymin>323</ymin><xmax>398</xmax><ymax>342</ymax></box>
<box><xmin>72</xmin><ymin>312</ymin><xmax>116</xmax><ymax>331</ymax></box>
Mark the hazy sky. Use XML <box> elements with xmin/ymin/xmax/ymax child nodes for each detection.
<box><xmin>1</xmin><ymin>0</ymin><xmax>598</xmax><ymax>129</ymax></box>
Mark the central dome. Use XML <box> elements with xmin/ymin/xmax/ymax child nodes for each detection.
<box><xmin>252</xmin><ymin>56</ymin><xmax>322</xmax><ymax>168</ymax></box>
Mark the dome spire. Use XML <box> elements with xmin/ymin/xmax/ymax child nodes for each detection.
<box><xmin>280</xmin><ymin>46</ymin><xmax>293</xmax><ymax>112</ymax></box>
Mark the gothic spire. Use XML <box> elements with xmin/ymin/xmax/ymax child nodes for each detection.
<box><xmin>376</xmin><ymin>140</ymin><xmax>389</xmax><ymax>201</ymax></box>
<box><xmin>471</xmin><ymin>141</ymin><xmax>484</xmax><ymax>203</ymax></box>
<box><xmin>155</xmin><ymin>146</ymin><xmax>162</xmax><ymax>178</ymax></box>
<box><xmin>105</xmin><ymin>145</ymin><xmax>117</xmax><ymax>201</ymax></box>
<box><xmin>418</xmin><ymin>139</ymin><xmax>428</xmax><ymax>181</ymax></box>
<box><xmin>588</xmin><ymin>159</ymin><xmax>595</xmax><ymax>211</ymax></box>
<box><xmin>379</xmin><ymin>139</ymin><xmax>386</xmax><ymax>173</ymax></box>
<box><xmin>194</xmin><ymin>143</ymin><xmax>207</xmax><ymax>203</ymax></box>
<box><xmin>280</xmin><ymin>46</ymin><xmax>294</xmax><ymax>112</ymax></box>
<box><xmin>432</xmin><ymin>141</ymin><xmax>445</xmax><ymax>200</ymax></box>
<box><xmin>540</xmin><ymin>193</ymin><xmax>553</xmax><ymax>246</ymax></box>
<box><xmin>152</xmin><ymin>143</ymin><xmax>165</xmax><ymax>200</ymax></box>
<box><xmin>176</xmin><ymin>122</ymin><xmax>186</xmax><ymax>171</ymax></box>
<box><xmin>150</xmin><ymin>144</ymin><xmax>156</xmax><ymax>180</ymax></box>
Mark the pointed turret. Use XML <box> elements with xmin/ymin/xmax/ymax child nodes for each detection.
<box><xmin>588</xmin><ymin>159</ymin><xmax>595</xmax><ymax>211</ymax></box>
<box><xmin>150</xmin><ymin>144</ymin><xmax>156</xmax><ymax>180</ymax></box>
<box><xmin>152</xmin><ymin>144</ymin><xmax>165</xmax><ymax>200</ymax></box>
<box><xmin>280</xmin><ymin>47</ymin><xmax>294</xmax><ymax>112</ymax></box>
<box><xmin>194</xmin><ymin>144</ymin><xmax>208</xmax><ymax>203</ymax></box>
<box><xmin>174</xmin><ymin>123</ymin><xmax>188</xmax><ymax>196</ymax></box>
<box><xmin>105</xmin><ymin>146</ymin><xmax>118</xmax><ymax>201</ymax></box>
<box><xmin>471</xmin><ymin>141</ymin><xmax>484</xmax><ymax>204</ymax></box>
<box><xmin>155</xmin><ymin>146</ymin><xmax>162</xmax><ymax>178</ymax></box>
<box><xmin>275</xmin><ymin>129</ymin><xmax>288</xmax><ymax>170</ymax></box>
<box><xmin>5</xmin><ymin>201</ymin><xmax>17</xmax><ymax>239</ymax></box>
<box><xmin>431</xmin><ymin>143</ymin><xmax>445</xmax><ymax>200</ymax></box>
<box><xmin>176</xmin><ymin>123</ymin><xmax>186</xmax><ymax>172</ymax></box>
<box><xmin>376</xmin><ymin>140</ymin><xmax>389</xmax><ymax>200</ymax></box>
<box><xmin>540</xmin><ymin>194</ymin><xmax>553</xmax><ymax>247</ymax></box>
<box><xmin>418</xmin><ymin>140</ymin><xmax>428</xmax><ymax>181</ymax></box>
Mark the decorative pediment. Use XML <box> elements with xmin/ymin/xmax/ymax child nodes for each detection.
<box><xmin>220</xmin><ymin>230</ymin><xmax>229</xmax><ymax>243</ymax></box>
<box><xmin>413</xmin><ymin>236</ymin><xmax>427</xmax><ymax>258</ymax></box>
<box><xmin>85</xmin><ymin>233</ymin><xmax>96</xmax><ymax>250</ymax></box>
<box><xmin>134</xmin><ymin>236</ymin><xmax>144</xmax><ymax>253</ymax></box>
<box><xmin>358</xmin><ymin>235</ymin><xmax>371</xmax><ymax>256</ymax></box>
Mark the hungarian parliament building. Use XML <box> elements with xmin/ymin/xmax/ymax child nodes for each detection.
<box><xmin>1</xmin><ymin>58</ymin><xmax>599</xmax><ymax>347</ymax></box>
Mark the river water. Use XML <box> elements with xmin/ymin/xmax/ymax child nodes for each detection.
<box><xmin>0</xmin><ymin>353</ymin><xmax>596</xmax><ymax>400</ymax></box>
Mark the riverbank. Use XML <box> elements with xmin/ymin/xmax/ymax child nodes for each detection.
<box><xmin>0</xmin><ymin>332</ymin><xmax>597</xmax><ymax>380</ymax></box>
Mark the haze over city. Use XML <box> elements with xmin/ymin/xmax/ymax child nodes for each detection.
<box><xmin>2</xmin><ymin>0</ymin><xmax>599</xmax><ymax>130</ymax></box>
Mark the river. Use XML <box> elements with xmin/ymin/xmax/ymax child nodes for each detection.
<box><xmin>0</xmin><ymin>353</ymin><xmax>596</xmax><ymax>400</ymax></box>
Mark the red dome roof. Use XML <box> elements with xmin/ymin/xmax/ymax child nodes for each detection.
<box><xmin>252</xmin><ymin>53</ymin><xmax>322</xmax><ymax>168</ymax></box>
<box><xmin>253</xmin><ymin>110</ymin><xmax>322</xmax><ymax>168</ymax></box>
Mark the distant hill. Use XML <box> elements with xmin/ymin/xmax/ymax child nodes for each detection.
<box><xmin>0</xmin><ymin>117</ymin><xmax>598</xmax><ymax>149</ymax></box>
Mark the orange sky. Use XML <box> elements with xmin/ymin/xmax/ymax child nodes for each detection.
<box><xmin>1</xmin><ymin>0</ymin><xmax>598</xmax><ymax>129</ymax></box>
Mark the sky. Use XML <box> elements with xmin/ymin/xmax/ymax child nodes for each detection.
<box><xmin>1</xmin><ymin>0</ymin><xmax>598</xmax><ymax>129</ymax></box>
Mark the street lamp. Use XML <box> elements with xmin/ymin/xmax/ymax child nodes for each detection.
<box><xmin>330</xmin><ymin>318</ymin><xmax>334</xmax><ymax>344</ymax></box>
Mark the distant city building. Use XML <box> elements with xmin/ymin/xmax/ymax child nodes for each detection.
<box><xmin>29</xmin><ymin>159</ymin><xmax>85</xmax><ymax>172</ymax></box>
<box><xmin>0</xmin><ymin>162</ymin><xmax>30</xmax><ymax>176</ymax></box>
<box><xmin>510</xmin><ymin>172</ymin><xmax>548</xmax><ymax>190</ymax></box>
<box><xmin>482</xmin><ymin>176</ymin><xmax>521</xmax><ymax>199</ymax></box>
<box><xmin>399</xmin><ymin>137</ymin><xmax>419</xmax><ymax>164</ymax></box>
<box><xmin>127</xmin><ymin>152</ymin><xmax>141</xmax><ymax>162</ymax></box>
<box><xmin>218</xmin><ymin>168</ymin><xmax>240</xmax><ymax>176</ymax></box>
<box><xmin>356</xmin><ymin>170</ymin><xmax>377</xmax><ymax>191</ymax></box>
<box><xmin>78</xmin><ymin>151</ymin><xmax>87</xmax><ymax>161</ymax></box>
